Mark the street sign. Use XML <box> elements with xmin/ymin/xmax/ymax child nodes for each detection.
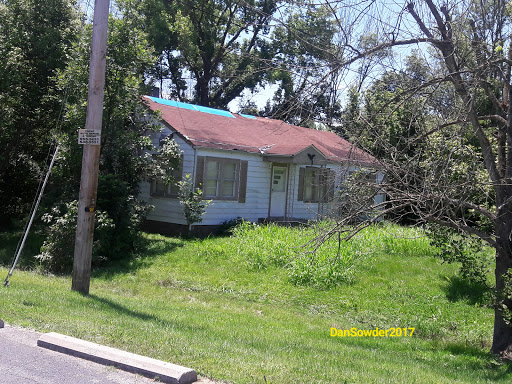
<box><xmin>78</xmin><ymin>129</ymin><xmax>101</xmax><ymax>145</ymax></box>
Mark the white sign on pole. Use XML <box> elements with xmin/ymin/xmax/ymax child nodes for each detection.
<box><xmin>78</xmin><ymin>129</ymin><xmax>101</xmax><ymax>145</ymax></box>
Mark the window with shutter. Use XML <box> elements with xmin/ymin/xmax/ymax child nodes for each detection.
<box><xmin>195</xmin><ymin>156</ymin><xmax>248</xmax><ymax>201</ymax></box>
<box><xmin>298</xmin><ymin>167</ymin><xmax>335</xmax><ymax>203</ymax></box>
<box><xmin>150</xmin><ymin>155</ymin><xmax>183</xmax><ymax>198</ymax></box>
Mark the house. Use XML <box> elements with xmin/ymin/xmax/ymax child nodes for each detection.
<box><xmin>140</xmin><ymin>96</ymin><xmax>383</xmax><ymax>235</ymax></box>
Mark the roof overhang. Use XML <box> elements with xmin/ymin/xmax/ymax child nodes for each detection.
<box><xmin>262</xmin><ymin>145</ymin><xmax>329</xmax><ymax>165</ymax></box>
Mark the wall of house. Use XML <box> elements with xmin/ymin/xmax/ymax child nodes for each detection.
<box><xmin>288</xmin><ymin>163</ymin><xmax>359</xmax><ymax>221</ymax></box>
<box><xmin>139</xmin><ymin>126</ymin><xmax>194</xmax><ymax>226</ymax></box>
<box><xmin>139</xmin><ymin>128</ymin><xmax>273</xmax><ymax>227</ymax></box>
<box><xmin>140</xmin><ymin>125</ymin><xmax>385</xmax><ymax>228</ymax></box>
<box><xmin>193</xmin><ymin>148</ymin><xmax>271</xmax><ymax>225</ymax></box>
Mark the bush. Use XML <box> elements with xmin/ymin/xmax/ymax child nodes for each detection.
<box><xmin>426</xmin><ymin>224</ymin><xmax>493</xmax><ymax>286</ymax></box>
<box><xmin>36</xmin><ymin>201</ymin><xmax>114</xmax><ymax>273</ymax></box>
<box><xmin>96</xmin><ymin>174</ymin><xmax>153</xmax><ymax>259</ymax></box>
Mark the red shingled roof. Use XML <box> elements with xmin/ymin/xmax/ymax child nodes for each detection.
<box><xmin>144</xmin><ymin>96</ymin><xmax>378</xmax><ymax>165</ymax></box>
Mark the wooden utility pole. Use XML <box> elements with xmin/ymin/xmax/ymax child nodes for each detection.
<box><xmin>72</xmin><ymin>0</ymin><xmax>110</xmax><ymax>294</ymax></box>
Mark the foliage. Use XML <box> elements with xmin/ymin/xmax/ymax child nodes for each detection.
<box><xmin>219</xmin><ymin>221</ymin><xmax>433</xmax><ymax>289</ymax></box>
<box><xmin>218</xmin><ymin>216</ymin><xmax>247</xmax><ymax>235</ymax></box>
<box><xmin>498</xmin><ymin>271</ymin><xmax>512</xmax><ymax>326</ymax></box>
<box><xmin>263</xmin><ymin>5</ymin><xmax>340</xmax><ymax>126</ymax></box>
<box><xmin>36</xmin><ymin>201</ymin><xmax>114</xmax><ymax>273</ymax></box>
<box><xmin>45</xmin><ymin>11</ymin><xmax>174</xmax><ymax>262</ymax></box>
<box><xmin>95</xmin><ymin>175</ymin><xmax>154</xmax><ymax>259</ymax></box>
<box><xmin>119</xmin><ymin>0</ymin><xmax>341</xmax><ymax>125</ymax></box>
<box><xmin>177</xmin><ymin>174</ymin><xmax>211</xmax><ymax>229</ymax></box>
<box><xmin>308</xmin><ymin>0</ymin><xmax>512</xmax><ymax>353</ymax></box>
<box><xmin>0</xmin><ymin>0</ymin><xmax>79</xmax><ymax>226</ymax></box>
<box><xmin>147</xmin><ymin>135</ymin><xmax>182</xmax><ymax>184</ymax></box>
<box><xmin>427</xmin><ymin>224</ymin><xmax>493</xmax><ymax>286</ymax></box>
<box><xmin>119</xmin><ymin>0</ymin><xmax>278</xmax><ymax>108</ymax></box>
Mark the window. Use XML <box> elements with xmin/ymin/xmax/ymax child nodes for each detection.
<box><xmin>150</xmin><ymin>159</ymin><xmax>183</xmax><ymax>198</ymax></box>
<box><xmin>272</xmin><ymin>166</ymin><xmax>287</xmax><ymax>192</ymax></box>
<box><xmin>298</xmin><ymin>167</ymin><xmax>334</xmax><ymax>203</ymax></box>
<box><xmin>195</xmin><ymin>156</ymin><xmax>248</xmax><ymax>202</ymax></box>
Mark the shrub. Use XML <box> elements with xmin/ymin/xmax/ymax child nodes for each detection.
<box><xmin>96</xmin><ymin>174</ymin><xmax>153</xmax><ymax>259</ymax></box>
<box><xmin>228</xmin><ymin>221</ymin><xmax>361</xmax><ymax>288</ymax></box>
<box><xmin>177</xmin><ymin>174</ymin><xmax>211</xmax><ymax>233</ymax></box>
<box><xmin>36</xmin><ymin>201</ymin><xmax>114</xmax><ymax>273</ymax></box>
<box><xmin>426</xmin><ymin>224</ymin><xmax>492</xmax><ymax>286</ymax></box>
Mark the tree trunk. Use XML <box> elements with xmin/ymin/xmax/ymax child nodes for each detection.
<box><xmin>491</xmin><ymin>215</ymin><xmax>512</xmax><ymax>355</ymax></box>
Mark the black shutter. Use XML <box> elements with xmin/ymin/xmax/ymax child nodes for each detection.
<box><xmin>195</xmin><ymin>156</ymin><xmax>205</xmax><ymax>191</ymax></box>
<box><xmin>238</xmin><ymin>160</ymin><xmax>248</xmax><ymax>203</ymax></box>
<box><xmin>298</xmin><ymin>167</ymin><xmax>305</xmax><ymax>201</ymax></box>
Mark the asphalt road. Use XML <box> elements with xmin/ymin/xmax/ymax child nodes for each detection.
<box><xmin>0</xmin><ymin>324</ymin><xmax>220</xmax><ymax>384</ymax></box>
<box><xmin>0</xmin><ymin>324</ymin><xmax>159</xmax><ymax>384</ymax></box>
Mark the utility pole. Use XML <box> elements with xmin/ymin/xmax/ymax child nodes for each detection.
<box><xmin>72</xmin><ymin>0</ymin><xmax>110</xmax><ymax>294</ymax></box>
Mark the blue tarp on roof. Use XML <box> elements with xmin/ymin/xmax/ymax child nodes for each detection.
<box><xmin>149</xmin><ymin>96</ymin><xmax>235</xmax><ymax>118</ymax></box>
<box><xmin>149</xmin><ymin>97</ymin><xmax>198</xmax><ymax>112</ymax></box>
<box><xmin>239</xmin><ymin>113</ymin><xmax>257</xmax><ymax>119</ymax></box>
<box><xmin>194</xmin><ymin>105</ymin><xmax>235</xmax><ymax>118</ymax></box>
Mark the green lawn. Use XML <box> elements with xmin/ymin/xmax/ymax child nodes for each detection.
<box><xmin>0</xmin><ymin>224</ymin><xmax>509</xmax><ymax>383</ymax></box>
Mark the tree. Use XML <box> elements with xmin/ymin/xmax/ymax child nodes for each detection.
<box><xmin>262</xmin><ymin>4</ymin><xmax>341</xmax><ymax>126</ymax></box>
<box><xmin>119</xmin><ymin>0</ymin><xmax>278</xmax><ymax>108</ymax></box>
<box><xmin>177</xmin><ymin>174</ymin><xmax>211</xmax><ymax>234</ymax></box>
<box><xmin>42</xmin><ymin>10</ymin><xmax>179</xmax><ymax>267</ymax></box>
<box><xmin>311</xmin><ymin>0</ymin><xmax>512</xmax><ymax>355</ymax></box>
<box><xmin>0</xmin><ymin>0</ymin><xmax>79</xmax><ymax>226</ymax></box>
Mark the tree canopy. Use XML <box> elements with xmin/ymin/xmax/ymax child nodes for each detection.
<box><xmin>0</xmin><ymin>0</ymin><xmax>79</xmax><ymax>225</ymax></box>
<box><xmin>310</xmin><ymin>0</ymin><xmax>512</xmax><ymax>355</ymax></box>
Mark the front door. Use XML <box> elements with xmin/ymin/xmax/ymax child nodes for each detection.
<box><xmin>270</xmin><ymin>165</ymin><xmax>288</xmax><ymax>218</ymax></box>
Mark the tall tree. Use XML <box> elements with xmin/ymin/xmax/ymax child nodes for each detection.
<box><xmin>263</xmin><ymin>4</ymin><xmax>341</xmax><ymax>126</ymax></box>
<box><xmin>312</xmin><ymin>0</ymin><xmax>512</xmax><ymax>355</ymax></box>
<box><xmin>0</xmin><ymin>0</ymin><xmax>79</xmax><ymax>225</ymax></box>
<box><xmin>45</xmin><ymin>11</ymin><xmax>176</xmax><ymax>265</ymax></box>
<box><xmin>119</xmin><ymin>0</ymin><xmax>279</xmax><ymax>108</ymax></box>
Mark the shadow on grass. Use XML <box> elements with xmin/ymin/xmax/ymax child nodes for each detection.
<box><xmin>444</xmin><ymin>342</ymin><xmax>512</xmax><ymax>380</ymax></box>
<box><xmin>87</xmin><ymin>293</ymin><xmax>163</xmax><ymax>323</ymax></box>
<box><xmin>84</xmin><ymin>293</ymin><xmax>208</xmax><ymax>335</ymax></box>
<box><xmin>442</xmin><ymin>275</ymin><xmax>492</xmax><ymax>306</ymax></box>
<box><xmin>93</xmin><ymin>234</ymin><xmax>185</xmax><ymax>278</ymax></box>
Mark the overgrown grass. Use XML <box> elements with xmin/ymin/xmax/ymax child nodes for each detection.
<box><xmin>1</xmin><ymin>223</ymin><xmax>509</xmax><ymax>383</ymax></box>
<box><xmin>221</xmin><ymin>222</ymin><xmax>436</xmax><ymax>288</ymax></box>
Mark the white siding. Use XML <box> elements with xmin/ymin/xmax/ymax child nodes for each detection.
<box><xmin>193</xmin><ymin>148</ymin><xmax>271</xmax><ymax>225</ymax></box>
<box><xmin>139</xmin><ymin>125</ymin><xmax>383</xmax><ymax>226</ymax></box>
<box><xmin>288</xmin><ymin>163</ymin><xmax>343</xmax><ymax>221</ymax></box>
<box><xmin>139</xmin><ymin>125</ymin><xmax>195</xmax><ymax>225</ymax></box>
<box><xmin>140</xmin><ymin>135</ymin><xmax>273</xmax><ymax>226</ymax></box>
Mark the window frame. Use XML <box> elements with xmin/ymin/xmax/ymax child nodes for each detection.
<box><xmin>299</xmin><ymin>166</ymin><xmax>335</xmax><ymax>203</ymax></box>
<box><xmin>150</xmin><ymin>155</ymin><xmax>183</xmax><ymax>198</ymax></box>
<box><xmin>204</xmin><ymin>158</ymin><xmax>240</xmax><ymax>200</ymax></box>
<box><xmin>195</xmin><ymin>156</ymin><xmax>248</xmax><ymax>202</ymax></box>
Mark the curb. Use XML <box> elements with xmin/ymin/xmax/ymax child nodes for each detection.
<box><xmin>38</xmin><ymin>332</ymin><xmax>197</xmax><ymax>384</ymax></box>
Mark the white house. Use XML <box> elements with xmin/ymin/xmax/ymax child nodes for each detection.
<box><xmin>139</xmin><ymin>96</ymin><xmax>383</xmax><ymax>235</ymax></box>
